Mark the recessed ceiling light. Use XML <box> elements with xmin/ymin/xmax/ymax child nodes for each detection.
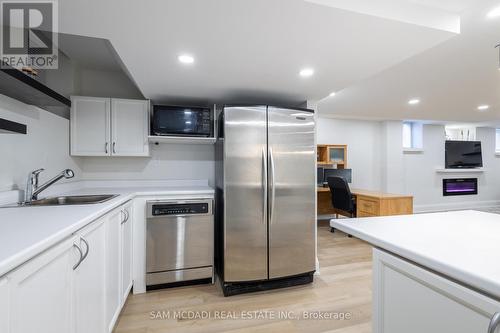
<box><xmin>178</xmin><ymin>54</ymin><xmax>194</xmax><ymax>64</ymax></box>
<box><xmin>299</xmin><ymin>68</ymin><xmax>314</xmax><ymax>77</ymax></box>
<box><xmin>487</xmin><ymin>6</ymin><xmax>500</xmax><ymax>18</ymax></box>
<box><xmin>477</xmin><ymin>105</ymin><xmax>490</xmax><ymax>111</ymax></box>
<box><xmin>408</xmin><ymin>99</ymin><xmax>420</xmax><ymax>105</ymax></box>
<box><xmin>329</xmin><ymin>92</ymin><xmax>336</xmax><ymax>97</ymax></box>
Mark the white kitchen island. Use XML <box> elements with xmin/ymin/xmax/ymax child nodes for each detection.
<box><xmin>331</xmin><ymin>210</ymin><xmax>500</xmax><ymax>333</ymax></box>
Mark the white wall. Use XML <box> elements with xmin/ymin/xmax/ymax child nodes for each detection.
<box><xmin>0</xmin><ymin>95</ymin><xmax>82</xmax><ymax>192</ymax></box>
<box><xmin>381</xmin><ymin>121</ymin><xmax>405</xmax><ymax>194</ymax></box>
<box><xmin>78</xmin><ymin>144</ymin><xmax>215</xmax><ymax>186</ymax></box>
<box><xmin>404</xmin><ymin>125</ymin><xmax>500</xmax><ymax>212</ymax></box>
<box><xmin>402</xmin><ymin>124</ymin><xmax>443</xmax><ymax>209</ymax></box>
<box><xmin>317</xmin><ymin>117</ymin><xmax>382</xmax><ymax>191</ymax></box>
<box><xmin>317</xmin><ymin>117</ymin><xmax>500</xmax><ymax>212</ymax></box>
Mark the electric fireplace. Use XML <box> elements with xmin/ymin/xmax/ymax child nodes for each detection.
<box><xmin>443</xmin><ymin>178</ymin><xmax>478</xmax><ymax>196</ymax></box>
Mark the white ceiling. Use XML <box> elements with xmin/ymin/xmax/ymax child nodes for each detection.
<box><xmin>58</xmin><ymin>0</ymin><xmax>458</xmax><ymax>107</ymax></box>
<box><xmin>318</xmin><ymin>0</ymin><xmax>500</xmax><ymax>124</ymax></box>
<box><xmin>304</xmin><ymin>0</ymin><xmax>461</xmax><ymax>32</ymax></box>
<box><xmin>409</xmin><ymin>0</ymin><xmax>478</xmax><ymax>13</ymax></box>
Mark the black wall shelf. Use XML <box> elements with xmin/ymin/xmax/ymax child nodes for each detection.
<box><xmin>0</xmin><ymin>61</ymin><xmax>71</xmax><ymax>119</ymax></box>
<box><xmin>0</xmin><ymin>118</ymin><xmax>27</xmax><ymax>134</ymax></box>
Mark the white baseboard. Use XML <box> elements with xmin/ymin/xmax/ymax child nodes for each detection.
<box><xmin>414</xmin><ymin>200</ymin><xmax>500</xmax><ymax>213</ymax></box>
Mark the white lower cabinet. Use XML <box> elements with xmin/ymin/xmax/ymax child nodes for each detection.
<box><xmin>105</xmin><ymin>202</ymin><xmax>134</xmax><ymax>332</ymax></box>
<box><xmin>373</xmin><ymin>248</ymin><xmax>500</xmax><ymax>333</ymax></box>
<box><xmin>2</xmin><ymin>201</ymin><xmax>134</xmax><ymax>333</ymax></box>
<box><xmin>74</xmin><ymin>218</ymin><xmax>107</xmax><ymax>333</ymax></box>
<box><xmin>120</xmin><ymin>202</ymin><xmax>134</xmax><ymax>302</ymax></box>
<box><xmin>0</xmin><ymin>277</ymin><xmax>9</xmax><ymax>333</ymax></box>
<box><xmin>7</xmin><ymin>237</ymin><xmax>77</xmax><ymax>333</ymax></box>
<box><xmin>106</xmin><ymin>207</ymin><xmax>122</xmax><ymax>332</ymax></box>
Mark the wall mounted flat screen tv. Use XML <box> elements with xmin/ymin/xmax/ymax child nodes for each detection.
<box><xmin>445</xmin><ymin>141</ymin><xmax>483</xmax><ymax>169</ymax></box>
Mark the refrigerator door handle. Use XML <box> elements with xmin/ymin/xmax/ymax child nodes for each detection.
<box><xmin>262</xmin><ymin>147</ymin><xmax>268</xmax><ymax>225</ymax></box>
<box><xmin>269</xmin><ymin>147</ymin><xmax>276</xmax><ymax>225</ymax></box>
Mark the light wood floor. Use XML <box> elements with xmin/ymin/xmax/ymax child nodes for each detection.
<box><xmin>114</xmin><ymin>221</ymin><xmax>373</xmax><ymax>333</ymax></box>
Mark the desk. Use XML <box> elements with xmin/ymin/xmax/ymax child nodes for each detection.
<box><xmin>317</xmin><ymin>187</ymin><xmax>413</xmax><ymax>218</ymax></box>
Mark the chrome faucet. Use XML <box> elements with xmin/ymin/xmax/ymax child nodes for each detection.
<box><xmin>24</xmin><ymin>168</ymin><xmax>75</xmax><ymax>203</ymax></box>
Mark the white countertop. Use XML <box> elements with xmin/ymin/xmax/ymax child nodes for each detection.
<box><xmin>331</xmin><ymin>210</ymin><xmax>500</xmax><ymax>299</ymax></box>
<box><xmin>0</xmin><ymin>183</ymin><xmax>214</xmax><ymax>277</ymax></box>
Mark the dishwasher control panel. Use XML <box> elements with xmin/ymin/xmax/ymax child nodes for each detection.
<box><xmin>151</xmin><ymin>202</ymin><xmax>210</xmax><ymax>216</ymax></box>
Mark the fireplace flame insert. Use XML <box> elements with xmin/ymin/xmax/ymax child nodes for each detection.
<box><xmin>443</xmin><ymin>178</ymin><xmax>478</xmax><ymax>196</ymax></box>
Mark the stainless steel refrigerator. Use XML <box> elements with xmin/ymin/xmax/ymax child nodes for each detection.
<box><xmin>215</xmin><ymin>105</ymin><xmax>316</xmax><ymax>296</ymax></box>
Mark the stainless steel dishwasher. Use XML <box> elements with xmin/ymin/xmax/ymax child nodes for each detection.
<box><xmin>146</xmin><ymin>199</ymin><xmax>214</xmax><ymax>287</ymax></box>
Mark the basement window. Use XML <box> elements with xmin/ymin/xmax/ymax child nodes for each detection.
<box><xmin>402</xmin><ymin>122</ymin><xmax>423</xmax><ymax>152</ymax></box>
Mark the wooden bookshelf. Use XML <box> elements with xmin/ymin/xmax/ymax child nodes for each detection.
<box><xmin>317</xmin><ymin>144</ymin><xmax>347</xmax><ymax>168</ymax></box>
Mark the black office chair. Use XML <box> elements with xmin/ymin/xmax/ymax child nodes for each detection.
<box><xmin>327</xmin><ymin>176</ymin><xmax>356</xmax><ymax>234</ymax></box>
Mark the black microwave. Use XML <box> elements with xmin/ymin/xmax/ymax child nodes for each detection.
<box><xmin>152</xmin><ymin>105</ymin><xmax>213</xmax><ymax>137</ymax></box>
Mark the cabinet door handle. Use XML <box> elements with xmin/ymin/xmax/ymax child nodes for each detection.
<box><xmin>105</xmin><ymin>142</ymin><xmax>108</xmax><ymax>154</ymax></box>
<box><xmin>80</xmin><ymin>237</ymin><xmax>90</xmax><ymax>263</ymax></box>
<box><xmin>121</xmin><ymin>209</ymin><xmax>129</xmax><ymax>224</ymax></box>
<box><xmin>112</xmin><ymin>142</ymin><xmax>116</xmax><ymax>154</ymax></box>
<box><xmin>488</xmin><ymin>312</ymin><xmax>500</xmax><ymax>333</ymax></box>
<box><xmin>72</xmin><ymin>243</ymin><xmax>84</xmax><ymax>270</ymax></box>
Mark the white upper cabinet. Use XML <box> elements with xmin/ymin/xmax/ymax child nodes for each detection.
<box><xmin>111</xmin><ymin>99</ymin><xmax>149</xmax><ymax>156</ymax></box>
<box><xmin>71</xmin><ymin>96</ymin><xmax>111</xmax><ymax>156</ymax></box>
<box><xmin>71</xmin><ymin>96</ymin><xmax>150</xmax><ymax>157</ymax></box>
